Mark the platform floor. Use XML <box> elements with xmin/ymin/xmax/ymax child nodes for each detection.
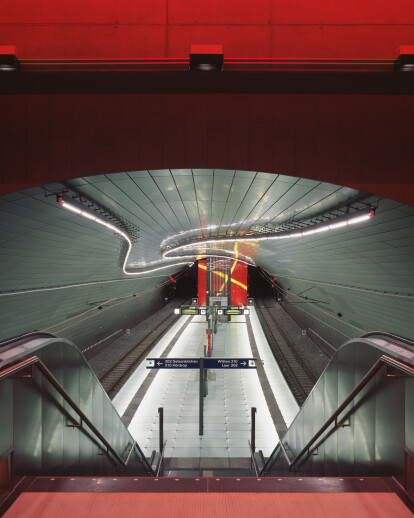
<box><xmin>5</xmin><ymin>492</ymin><xmax>411</xmax><ymax>518</ymax></box>
<box><xmin>112</xmin><ymin>311</ymin><xmax>298</xmax><ymax>460</ymax></box>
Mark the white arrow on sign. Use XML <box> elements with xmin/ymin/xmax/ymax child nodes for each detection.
<box><xmin>240</xmin><ymin>361</ymin><xmax>246</xmax><ymax>366</ymax></box>
<box><xmin>157</xmin><ymin>361</ymin><xmax>163</xmax><ymax>366</ymax></box>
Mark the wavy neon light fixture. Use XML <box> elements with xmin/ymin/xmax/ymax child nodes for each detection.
<box><xmin>162</xmin><ymin>208</ymin><xmax>375</xmax><ymax>259</ymax></box>
<box><xmin>160</xmin><ymin>222</ymin><xmax>241</xmax><ymax>248</ymax></box>
<box><xmin>58</xmin><ymin>196</ymin><xmax>194</xmax><ymax>276</ymax></box>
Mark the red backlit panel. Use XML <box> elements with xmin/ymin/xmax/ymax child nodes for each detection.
<box><xmin>231</xmin><ymin>260</ymin><xmax>247</xmax><ymax>306</ymax></box>
<box><xmin>198</xmin><ymin>260</ymin><xmax>206</xmax><ymax>306</ymax></box>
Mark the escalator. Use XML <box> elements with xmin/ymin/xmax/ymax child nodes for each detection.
<box><xmin>0</xmin><ymin>331</ymin><xmax>413</xmax><ymax>516</ymax></box>
<box><xmin>255</xmin><ymin>332</ymin><xmax>414</xmax><ymax>482</ymax></box>
<box><xmin>0</xmin><ymin>333</ymin><xmax>154</xmax><ymax>478</ymax></box>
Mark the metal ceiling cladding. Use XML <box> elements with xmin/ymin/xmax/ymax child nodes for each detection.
<box><xmin>0</xmin><ymin>170</ymin><xmax>413</xmax><ymax>351</ymax></box>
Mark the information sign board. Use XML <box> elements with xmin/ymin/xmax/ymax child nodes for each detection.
<box><xmin>147</xmin><ymin>358</ymin><xmax>256</xmax><ymax>369</ymax></box>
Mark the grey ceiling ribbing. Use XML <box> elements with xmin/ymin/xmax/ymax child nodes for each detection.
<box><xmin>0</xmin><ymin>169</ymin><xmax>413</xmax><ymax>347</ymax></box>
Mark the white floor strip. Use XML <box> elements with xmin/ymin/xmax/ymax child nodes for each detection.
<box><xmin>249</xmin><ymin>307</ymin><xmax>299</xmax><ymax>426</ymax></box>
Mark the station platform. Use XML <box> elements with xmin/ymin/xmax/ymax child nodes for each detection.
<box><xmin>112</xmin><ymin>309</ymin><xmax>298</xmax><ymax>466</ymax></box>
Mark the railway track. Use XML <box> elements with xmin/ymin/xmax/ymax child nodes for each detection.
<box><xmin>254</xmin><ymin>297</ymin><xmax>316</xmax><ymax>405</ymax></box>
<box><xmin>100</xmin><ymin>312</ymin><xmax>180</xmax><ymax>399</ymax></box>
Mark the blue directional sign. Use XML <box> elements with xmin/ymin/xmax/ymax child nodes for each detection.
<box><xmin>146</xmin><ymin>358</ymin><xmax>256</xmax><ymax>369</ymax></box>
<box><xmin>204</xmin><ymin>358</ymin><xmax>256</xmax><ymax>369</ymax></box>
<box><xmin>147</xmin><ymin>358</ymin><xmax>200</xmax><ymax>369</ymax></box>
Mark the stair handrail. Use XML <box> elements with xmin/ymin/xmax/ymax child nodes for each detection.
<box><xmin>0</xmin><ymin>355</ymin><xmax>155</xmax><ymax>476</ymax></box>
<box><xmin>361</xmin><ymin>331</ymin><xmax>414</xmax><ymax>348</ymax></box>
<box><xmin>0</xmin><ymin>331</ymin><xmax>57</xmax><ymax>348</ymax></box>
<box><xmin>260</xmin><ymin>354</ymin><xmax>414</xmax><ymax>476</ymax></box>
<box><xmin>155</xmin><ymin>440</ymin><xmax>167</xmax><ymax>477</ymax></box>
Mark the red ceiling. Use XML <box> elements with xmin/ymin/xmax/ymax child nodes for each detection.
<box><xmin>1</xmin><ymin>0</ymin><xmax>413</xmax><ymax>59</ymax></box>
<box><xmin>0</xmin><ymin>2</ymin><xmax>413</xmax><ymax>204</ymax></box>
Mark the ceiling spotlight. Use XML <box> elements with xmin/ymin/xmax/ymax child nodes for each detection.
<box><xmin>0</xmin><ymin>46</ymin><xmax>20</xmax><ymax>72</ymax></box>
<box><xmin>395</xmin><ymin>45</ymin><xmax>414</xmax><ymax>72</ymax></box>
<box><xmin>189</xmin><ymin>44</ymin><xmax>223</xmax><ymax>71</ymax></box>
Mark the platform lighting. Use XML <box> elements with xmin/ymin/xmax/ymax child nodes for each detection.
<box><xmin>58</xmin><ymin>196</ymin><xmax>194</xmax><ymax>275</ymax></box>
<box><xmin>395</xmin><ymin>46</ymin><xmax>414</xmax><ymax>71</ymax></box>
<box><xmin>189</xmin><ymin>45</ymin><xmax>224</xmax><ymax>71</ymax></box>
<box><xmin>162</xmin><ymin>208</ymin><xmax>375</xmax><ymax>258</ymax></box>
<box><xmin>0</xmin><ymin>46</ymin><xmax>20</xmax><ymax>71</ymax></box>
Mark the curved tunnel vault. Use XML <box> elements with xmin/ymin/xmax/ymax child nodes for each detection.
<box><xmin>0</xmin><ymin>169</ymin><xmax>413</xmax><ymax>351</ymax></box>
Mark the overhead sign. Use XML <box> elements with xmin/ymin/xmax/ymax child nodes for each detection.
<box><xmin>146</xmin><ymin>358</ymin><xmax>256</xmax><ymax>369</ymax></box>
<box><xmin>216</xmin><ymin>307</ymin><xmax>250</xmax><ymax>316</ymax></box>
<box><xmin>181</xmin><ymin>308</ymin><xmax>199</xmax><ymax>315</ymax></box>
<box><xmin>204</xmin><ymin>358</ymin><xmax>256</xmax><ymax>369</ymax></box>
<box><xmin>175</xmin><ymin>305</ymin><xmax>208</xmax><ymax>315</ymax></box>
<box><xmin>147</xmin><ymin>358</ymin><xmax>200</xmax><ymax>369</ymax></box>
<box><xmin>224</xmin><ymin>308</ymin><xmax>243</xmax><ymax>315</ymax></box>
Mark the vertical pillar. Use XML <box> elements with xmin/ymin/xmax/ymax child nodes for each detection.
<box><xmin>251</xmin><ymin>407</ymin><xmax>257</xmax><ymax>453</ymax></box>
<box><xmin>199</xmin><ymin>358</ymin><xmax>204</xmax><ymax>435</ymax></box>
<box><xmin>158</xmin><ymin>407</ymin><xmax>164</xmax><ymax>453</ymax></box>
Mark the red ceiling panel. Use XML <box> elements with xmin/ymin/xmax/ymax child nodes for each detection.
<box><xmin>168</xmin><ymin>0</ymin><xmax>272</xmax><ymax>25</ymax></box>
<box><xmin>0</xmin><ymin>0</ymin><xmax>412</xmax><ymax>59</ymax></box>
<box><xmin>1</xmin><ymin>0</ymin><xmax>167</xmax><ymax>24</ymax></box>
<box><xmin>271</xmin><ymin>0</ymin><xmax>414</xmax><ymax>25</ymax></box>
<box><xmin>167</xmin><ymin>25</ymin><xmax>272</xmax><ymax>58</ymax></box>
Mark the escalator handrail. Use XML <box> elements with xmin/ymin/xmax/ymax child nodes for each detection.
<box><xmin>0</xmin><ymin>355</ymin><xmax>155</xmax><ymax>476</ymax></box>
<box><xmin>260</xmin><ymin>354</ymin><xmax>414</xmax><ymax>476</ymax></box>
<box><xmin>0</xmin><ymin>331</ymin><xmax>57</xmax><ymax>347</ymax></box>
<box><xmin>361</xmin><ymin>331</ymin><xmax>414</xmax><ymax>347</ymax></box>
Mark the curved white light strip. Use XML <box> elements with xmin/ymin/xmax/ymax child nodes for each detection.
<box><xmin>162</xmin><ymin>209</ymin><xmax>375</xmax><ymax>258</ymax></box>
<box><xmin>59</xmin><ymin>197</ymin><xmax>194</xmax><ymax>276</ymax></box>
<box><xmin>163</xmin><ymin>252</ymin><xmax>256</xmax><ymax>267</ymax></box>
<box><xmin>161</xmin><ymin>222</ymin><xmax>241</xmax><ymax>247</ymax></box>
<box><xmin>60</xmin><ymin>196</ymin><xmax>373</xmax><ymax>273</ymax></box>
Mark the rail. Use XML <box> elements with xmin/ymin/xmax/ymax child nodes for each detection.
<box><xmin>100</xmin><ymin>312</ymin><xmax>180</xmax><ymax>398</ymax></box>
<box><xmin>260</xmin><ymin>354</ymin><xmax>414</xmax><ymax>476</ymax></box>
<box><xmin>155</xmin><ymin>441</ymin><xmax>167</xmax><ymax>477</ymax></box>
<box><xmin>0</xmin><ymin>356</ymin><xmax>155</xmax><ymax>476</ymax></box>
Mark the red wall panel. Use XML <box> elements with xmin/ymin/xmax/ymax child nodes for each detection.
<box><xmin>231</xmin><ymin>261</ymin><xmax>247</xmax><ymax>306</ymax></box>
<box><xmin>198</xmin><ymin>260</ymin><xmax>207</xmax><ymax>306</ymax></box>
<box><xmin>0</xmin><ymin>93</ymin><xmax>413</xmax><ymax>205</ymax></box>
